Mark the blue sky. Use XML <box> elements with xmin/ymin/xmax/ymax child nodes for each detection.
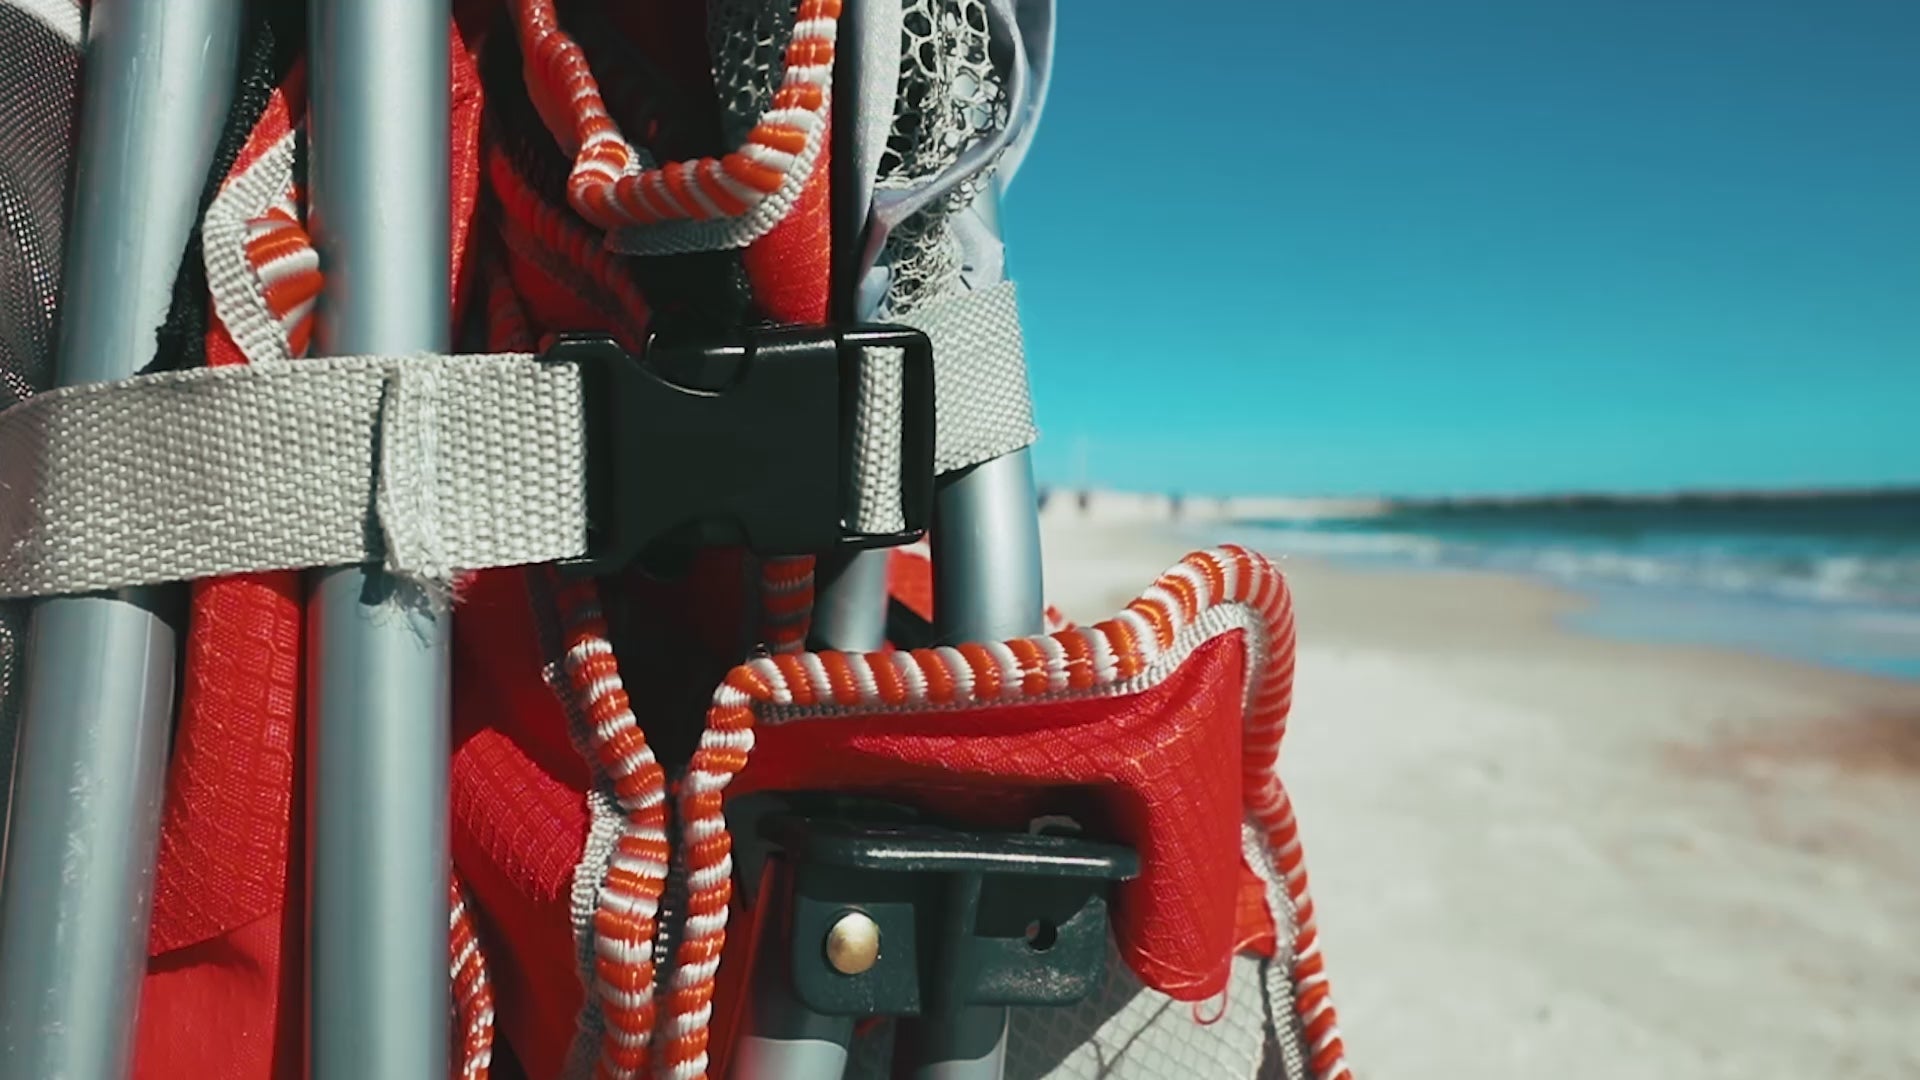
<box><xmin>1001</xmin><ymin>0</ymin><xmax>1920</xmax><ymax>497</ymax></box>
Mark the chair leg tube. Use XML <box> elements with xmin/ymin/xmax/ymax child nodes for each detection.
<box><xmin>304</xmin><ymin>2</ymin><xmax>454</xmax><ymax>1077</ymax></box>
<box><xmin>0</xmin><ymin>2</ymin><xmax>243</xmax><ymax>1075</ymax></box>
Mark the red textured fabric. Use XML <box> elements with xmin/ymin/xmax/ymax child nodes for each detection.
<box><xmin>450</xmin><ymin>567</ymin><xmax>591</xmax><ymax>1079</ymax></box>
<box><xmin>887</xmin><ymin>546</ymin><xmax>935</xmax><ymax>623</ymax></box>
<box><xmin>147</xmin><ymin>573</ymin><xmax>303</xmax><ymax>956</ymax></box>
<box><xmin>137</xmin><ymin>903</ymin><xmax>305</xmax><ymax>1079</ymax></box>
<box><xmin>1236</xmin><ymin>869</ymin><xmax>1279</xmax><ymax>959</ymax></box>
<box><xmin>136</xmin><ymin>568</ymin><xmax>306</xmax><ymax>1079</ymax></box>
<box><xmin>488</xmin><ymin>154</ymin><xmax>649</xmax><ymax>350</ymax></box>
<box><xmin>452</xmin><ymin>627</ymin><xmax>1265</xmax><ymax>1072</ymax></box>
<box><xmin>879</xmin><ymin>545</ymin><xmax>1280</xmax><ymax>962</ymax></box>
<box><xmin>134</xmin><ymin>59</ymin><xmax>311</xmax><ymax>1080</ymax></box>
<box><xmin>449</xmin><ymin>23</ymin><xmax>487</xmax><ymax>325</ymax></box>
<box><xmin>740</xmin><ymin>122</ymin><xmax>832</xmax><ymax>325</ymax></box>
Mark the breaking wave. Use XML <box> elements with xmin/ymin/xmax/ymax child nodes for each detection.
<box><xmin>1235</xmin><ymin>491</ymin><xmax>1920</xmax><ymax>609</ymax></box>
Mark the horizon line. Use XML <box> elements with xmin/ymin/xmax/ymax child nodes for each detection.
<box><xmin>1037</xmin><ymin>481</ymin><xmax>1920</xmax><ymax>506</ymax></box>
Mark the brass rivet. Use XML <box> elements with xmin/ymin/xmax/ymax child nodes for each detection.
<box><xmin>825</xmin><ymin>911</ymin><xmax>881</xmax><ymax>975</ymax></box>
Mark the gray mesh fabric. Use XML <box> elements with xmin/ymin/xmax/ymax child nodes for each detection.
<box><xmin>881</xmin><ymin>209</ymin><xmax>965</xmax><ymax>320</ymax></box>
<box><xmin>0</xmin><ymin>0</ymin><xmax>82</xmax><ymax>795</ymax></box>
<box><xmin>0</xmin><ymin>2</ymin><xmax>77</xmax><ymax>409</ymax></box>
<box><xmin>881</xmin><ymin>0</ymin><xmax>1009</xmax><ymax>195</ymax></box>
<box><xmin>1003</xmin><ymin>950</ymin><xmax>1290</xmax><ymax>1080</ymax></box>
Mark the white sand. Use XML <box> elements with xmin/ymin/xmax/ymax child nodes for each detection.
<box><xmin>1039</xmin><ymin>518</ymin><xmax>1920</xmax><ymax>1080</ymax></box>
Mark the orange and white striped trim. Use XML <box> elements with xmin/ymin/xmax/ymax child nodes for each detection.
<box><xmin>451</xmin><ymin>875</ymin><xmax>496</xmax><ymax>1080</ymax></box>
<box><xmin>660</xmin><ymin>545</ymin><xmax>1351</xmax><ymax>1080</ymax></box>
<box><xmin>546</xmin><ymin>572</ymin><xmax>673</xmax><ymax>1080</ymax></box>
<box><xmin>486</xmin><ymin>139</ymin><xmax>653</xmax><ymax>350</ymax></box>
<box><xmin>1043</xmin><ymin>601</ymin><xmax>1071</xmax><ymax>633</ymax></box>
<box><xmin>204</xmin><ymin>129</ymin><xmax>318</xmax><ymax>364</ymax></box>
<box><xmin>510</xmin><ymin>0</ymin><xmax>840</xmax><ymax>255</ymax></box>
<box><xmin>241</xmin><ymin>188</ymin><xmax>321</xmax><ymax>358</ymax></box>
<box><xmin>757</xmin><ymin>556</ymin><xmax>815</xmax><ymax>655</ymax></box>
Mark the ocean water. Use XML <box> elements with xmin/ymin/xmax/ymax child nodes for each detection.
<box><xmin>1233</xmin><ymin>491</ymin><xmax>1920</xmax><ymax>682</ymax></box>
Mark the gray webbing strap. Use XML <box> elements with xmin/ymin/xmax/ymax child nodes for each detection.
<box><xmin>0</xmin><ymin>351</ymin><xmax>585</xmax><ymax>600</ymax></box>
<box><xmin>843</xmin><ymin>279</ymin><xmax>1037</xmax><ymax>535</ymax></box>
<box><xmin>0</xmin><ymin>298</ymin><xmax>1038</xmax><ymax>600</ymax></box>
<box><xmin>902</xmin><ymin>279</ymin><xmax>1036</xmax><ymax>476</ymax></box>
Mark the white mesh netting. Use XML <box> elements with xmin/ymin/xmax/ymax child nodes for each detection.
<box><xmin>876</xmin><ymin>0</ymin><xmax>1010</xmax><ymax>316</ymax></box>
<box><xmin>880</xmin><ymin>0</ymin><xmax>1008</xmax><ymax>191</ymax></box>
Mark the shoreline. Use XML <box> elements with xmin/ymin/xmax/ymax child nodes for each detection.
<box><xmin>1043</xmin><ymin>487</ymin><xmax>1920</xmax><ymax>686</ymax></box>
<box><xmin>1278</xmin><ymin>553</ymin><xmax>1920</xmax><ymax>702</ymax></box>
<box><xmin>1038</xmin><ymin>517</ymin><xmax>1920</xmax><ymax>1080</ymax></box>
<box><xmin>1053</xmin><ymin>514</ymin><xmax>1920</xmax><ymax>701</ymax></box>
<box><xmin>1046</xmin><ymin>520</ymin><xmax>1920</xmax><ymax>785</ymax></box>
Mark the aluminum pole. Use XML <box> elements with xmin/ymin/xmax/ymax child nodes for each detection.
<box><xmin>810</xmin><ymin>549</ymin><xmax>893</xmax><ymax>652</ymax></box>
<box><xmin>730</xmin><ymin>859</ymin><xmax>857</xmax><ymax>1080</ymax></box>
<box><xmin>909</xmin><ymin>187</ymin><xmax>1042</xmax><ymax>1080</ymax></box>
<box><xmin>930</xmin><ymin>448</ymin><xmax>1045</xmax><ymax>644</ymax></box>
<box><xmin>894</xmin><ymin>440</ymin><xmax>1038</xmax><ymax>1080</ymax></box>
<box><xmin>305</xmin><ymin>3</ymin><xmax>452</xmax><ymax>1077</ymax></box>
<box><xmin>739</xmin><ymin>9</ymin><xmax>896</xmax><ymax>1069</ymax></box>
<box><xmin>0</xmin><ymin>2</ymin><xmax>243</xmax><ymax>1076</ymax></box>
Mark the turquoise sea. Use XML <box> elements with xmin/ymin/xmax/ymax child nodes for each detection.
<box><xmin>1234</xmin><ymin>491</ymin><xmax>1920</xmax><ymax>682</ymax></box>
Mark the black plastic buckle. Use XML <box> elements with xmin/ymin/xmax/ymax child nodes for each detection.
<box><xmin>542</xmin><ymin>324</ymin><xmax>935</xmax><ymax>575</ymax></box>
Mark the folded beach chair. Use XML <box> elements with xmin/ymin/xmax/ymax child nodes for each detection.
<box><xmin>0</xmin><ymin>1</ymin><xmax>1349</xmax><ymax>1077</ymax></box>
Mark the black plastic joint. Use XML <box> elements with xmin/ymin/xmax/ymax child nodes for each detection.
<box><xmin>759</xmin><ymin>814</ymin><xmax>1141</xmax><ymax>1019</ymax></box>
<box><xmin>541</xmin><ymin>323</ymin><xmax>935</xmax><ymax>576</ymax></box>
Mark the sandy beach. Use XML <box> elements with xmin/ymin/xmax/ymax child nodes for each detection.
<box><xmin>1039</xmin><ymin>515</ymin><xmax>1920</xmax><ymax>1080</ymax></box>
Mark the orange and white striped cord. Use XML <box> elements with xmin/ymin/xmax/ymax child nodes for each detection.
<box><xmin>757</xmin><ymin>556</ymin><xmax>816</xmax><ymax>655</ymax></box>
<box><xmin>1043</xmin><ymin>602</ymin><xmax>1071</xmax><ymax>633</ymax></box>
<box><xmin>240</xmin><ymin>187</ymin><xmax>321</xmax><ymax>358</ymax></box>
<box><xmin>549</xmin><ymin>572</ymin><xmax>674</xmax><ymax>1080</ymax></box>
<box><xmin>485</xmin><ymin>139</ymin><xmax>653</xmax><ymax>350</ymax></box>
<box><xmin>510</xmin><ymin>0</ymin><xmax>840</xmax><ymax>254</ymax></box>
<box><xmin>666</xmin><ymin>545</ymin><xmax>1353</xmax><ymax>1080</ymax></box>
<box><xmin>451</xmin><ymin>875</ymin><xmax>496</xmax><ymax>1080</ymax></box>
<box><xmin>478</xmin><ymin>253</ymin><xmax>670</xmax><ymax>1080</ymax></box>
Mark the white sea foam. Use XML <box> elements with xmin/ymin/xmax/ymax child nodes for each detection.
<box><xmin>1233</xmin><ymin>523</ymin><xmax>1920</xmax><ymax>609</ymax></box>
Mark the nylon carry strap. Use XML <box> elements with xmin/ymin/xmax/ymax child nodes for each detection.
<box><xmin>0</xmin><ymin>285</ymin><xmax>1035</xmax><ymax>600</ymax></box>
<box><xmin>0</xmin><ymin>351</ymin><xmax>582</xmax><ymax>598</ymax></box>
<box><xmin>0</xmin><ymin>282</ymin><xmax>1036</xmax><ymax>595</ymax></box>
<box><xmin>845</xmin><ymin>278</ymin><xmax>1034</xmax><ymax>534</ymax></box>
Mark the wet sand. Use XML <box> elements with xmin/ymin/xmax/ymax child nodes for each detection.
<box><xmin>1039</xmin><ymin>517</ymin><xmax>1920</xmax><ymax>1080</ymax></box>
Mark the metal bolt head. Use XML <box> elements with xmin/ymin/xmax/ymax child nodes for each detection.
<box><xmin>825</xmin><ymin>910</ymin><xmax>881</xmax><ymax>975</ymax></box>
